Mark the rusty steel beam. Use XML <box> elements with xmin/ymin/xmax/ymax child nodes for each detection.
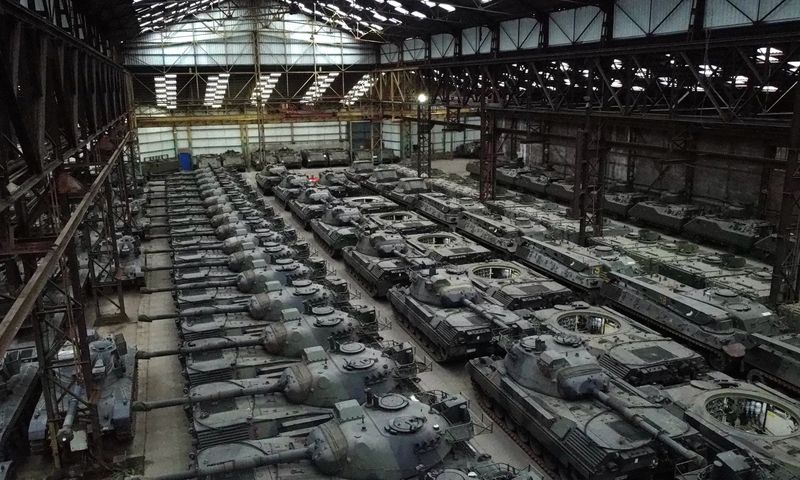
<box><xmin>0</xmin><ymin>130</ymin><xmax>130</xmax><ymax>358</ymax></box>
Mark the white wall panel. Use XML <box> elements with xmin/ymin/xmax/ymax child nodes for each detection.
<box><xmin>462</xmin><ymin>26</ymin><xmax>491</xmax><ymax>55</ymax></box>
<box><xmin>614</xmin><ymin>0</ymin><xmax>692</xmax><ymax>38</ymax></box>
<box><xmin>549</xmin><ymin>6</ymin><xmax>604</xmax><ymax>46</ymax></box>
<box><xmin>499</xmin><ymin>18</ymin><xmax>540</xmax><ymax>52</ymax></box>
<box><xmin>431</xmin><ymin>34</ymin><xmax>455</xmax><ymax>59</ymax></box>
<box><xmin>705</xmin><ymin>0</ymin><xmax>800</xmax><ymax>28</ymax></box>
<box><xmin>403</xmin><ymin>37</ymin><xmax>427</xmax><ymax>62</ymax></box>
<box><xmin>380</xmin><ymin>43</ymin><xmax>400</xmax><ymax>64</ymax></box>
<box><xmin>382</xmin><ymin>120</ymin><xmax>402</xmax><ymax>155</ymax></box>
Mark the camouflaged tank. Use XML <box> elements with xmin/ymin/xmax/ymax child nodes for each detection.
<box><xmin>365</xmin><ymin>210</ymin><xmax>439</xmax><ymax>235</ymax></box>
<box><xmin>461</xmin><ymin>260</ymin><xmax>573</xmax><ymax>311</ymax></box>
<box><xmin>29</xmin><ymin>333</ymin><xmax>136</xmax><ymax>453</ymax></box>
<box><xmin>468</xmin><ymin>334</ymin><xmax>705</xmax><ymax>480</ymax></box>
<box><xmin>388</xmin><ymin>267</ymin><xmax>535</xmax><ymax>362</ymax></box>
<box><xmin>456</xmin><ymin>211</ymin><xmax>546</xmax><ymax>254</ymax></box>
<box><xmin>387</xmin><ymin>177</ymin><xmax>429</xmax><ymax>208</ymax></box>
<box><xmin>317</xmin><ymin>169</ymin><xmax>362</xmax><ymax>197</ymax></box>
<box><xmin>533</xmin><ymin>302</ymin><xmax>707</xmax><ymax>386</ymax></box>
<box><xmin>256</xmin><ymin>164</ymin><xmax>288</xmax><ymax>195</ymax></box>
<box><xmin>362</xmin><ymin>167</ymin><xmax>400</xmax><ymax>193</ymax></box>
<box><xmin>344</xmin><ymin>159</ymin><xmax>375</xmax><ymax>182</ymax></box>
<box><xmin>288</xmin><ymin>186</ymin><xmax>338</xmax><ymax>229</ymax></box>
<box><xmin>154</xmin><ymin>391</ymin><xmax>478</xmax><ymax>480</ymax></box>
<box><xmin>342</xmin><ymin>230</ymin><xmax>435</xmax><ymax>298</ymax></box>
<box><xmin>274</xmin><ymin>174</ymin><xmax>310</xmax><ymax>208</ymax></box>
<box><xmin>629</xmin><ymin>201</ymin><xmax>702</xmax><ymax>231</ymax></box>
<box><xmin>404</xmin><ymin>231</ymin><xmax>493</xmax><ymax>265</ymax></box>
<box><xmin>601</xmin><ymin>272</ymin><xmax>791</xmax><ymax>376</ymax></box>
<box><xmin>342</xmin><ymin>195</ymin><xmax>399</xmax><ymax>214</ymax></box>
<box><xmin>646</xmin><ymin>370</ymin><xmax>800</xmax><ymax>480</ymax></box>
<box><xmin>135</xmin><ymin>341</ymin><xmax>419</xmax><ymax>449</ymax></box>
<box><xmin>515</xmin><ymin>237</ymin><xmax>639</xmax><ymax>294</ymax></box>
<box><xmin>310</xmin><ymin>205</ymin><xmax>363</xmax><ymax>258</ymax></box>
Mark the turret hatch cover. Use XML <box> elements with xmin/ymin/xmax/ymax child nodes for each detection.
<box><xmin>339</xmin><ymin>342</ymin><xmax>366</xmax><ymax>354</ymax></box>
<box><xmin>378</xmin><ymin>393</ymin><xmax>409</xmax><ymax>411</ymax></box>
<box><xmin>387</xmin><ymin>415</ymin><xmax>426</xmax><ymax>434</ymax></box>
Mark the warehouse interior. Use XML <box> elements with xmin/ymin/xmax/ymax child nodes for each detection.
<box><xmin>2</xmin><ymin>0</ymin><xmax>800</xmax><ymax>479</ymax></box>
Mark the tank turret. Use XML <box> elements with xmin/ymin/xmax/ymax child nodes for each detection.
<box><xmin>256</xmin><ymin>164</ymin><xmax>288</xmax><ymax>195</ymax></box>
<box><xmin>405</xmin><ymin>232</ymin><xmax>493</xmax><ymax>265</ymax></box>
<box><xmin>462</xmin><ymin>260</ymin><xmax>573</xmax><ymax>310</ymax></box>
<box><xmin>363</xmin><ymin>167</ymin><xmax>400</xmax><ymax>193</ymax></box>
<box><xmin>343</xmin><ymin>195</ymin><xmax>399</xmax><ymax>214</ymax></box>
<box><xmin>389</xmin><ymin>268</ymin><xmax>534</xmax><ymax>362</ymax></box>
<box><xmin>310</xmin><ymin>205</ymin><xmax>363</xmax><ymax>258</ymax></box>
<box><xmin>469</xmin><ymin>335</ymin><xmax>705</xmax><ymax>480</ymax></box>
<box><xmin>318</xmin><ymin>170</ymin><xmax>362</xmax><ymax>197</ymax></box>
<box><xmin>289</xmin><ymin>187</ymin><xmax>339</xmax><ymax>228</ymax></box>
<box><xmin>344</xmin><ymin>159</ymin><xmax>375</xmax><ymax>182</ymax></box>
<box><xmin>274</xmin><ymin>174</ymin><xmax>310</xmax><ymax>208</ymax></box>
<box><xmin>365</xmin><ymin>210</ymin><xmax>439</xmax><ymax>235</ymax></box>
<box><xmin>387</xmin><ymin>177</ymin><xmax>429</xmax><ymax>207</ymax></box>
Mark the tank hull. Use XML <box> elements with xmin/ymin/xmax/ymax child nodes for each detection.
<box><xmin>682</xmin><ymin>216</ymin><xmax>771</xmax><ymax>251</ymax></box>
<box><xmin>310</xmin><ymin>221</ymin><xmax>358</xmax><ymax>258</ymax></box>
<box><xmin>341</xmin><ymin>248</ymin><xmax>409</xmax><ymax>298</ymax></box>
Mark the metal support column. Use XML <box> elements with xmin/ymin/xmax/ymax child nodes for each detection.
<box><xmin>416</xmin><ymin>100</ymin><xmax>432</xmax><ymax>177</ymax></box>
<box><xmin>479</xmin><ymin>102</ymin><xmax>497</xmax><ymax>201</ymax></box>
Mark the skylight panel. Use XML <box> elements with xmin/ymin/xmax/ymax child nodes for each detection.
<box><xmin>341</xmin><ymin>74</ymin><xmax>375</xmax><ymax>106</ymax></box>
<box><xmin>203</xmin><ymin>73</ymin><xmax>229</xmax><ymax>108</ymax></box>
<box><xmin>155</xmin><ymin>74</ymin><xmax>177</xmax><ymax>109</ymax></box>
<box><xmin>251</xmin><ymin>73</ymin><xmax>282</xmax><ymax>105</ymax></box>
<box><xmin>300</xmin><ymin>72</ymin><xmax>341</xmax><ymax>104</ymax></box>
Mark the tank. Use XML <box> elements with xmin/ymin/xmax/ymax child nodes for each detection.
<box><xmin>387</xmin><ymin>177</ymin><xmax>429</xmax><ymax>208</ymax></box>
<box><xmin>388</xmin><ymin>267</ymin><xmax>535</xmax><ymax>362</ymax></box>
<box><xmin>629</xmin><ymin>201</ymin><xmax>702</xmax><ymax>231</ymax></box>
<box><xmin>365</xmin><ymin>210</ymin><xmax>439</xmax><ymax>235</ymax></box>
<box><xmin>152</xmin><ymin>391</ymin><xmax>477</xmax><ymax>480</ymax></box>
<box><xmin>649</xmin><ymin>370</ymin><xmax>800</xmax><ymax>479</ymax></box>
<box><xmin>362</xmin><ymin>167</ymin><xmax>400</xmax><ymax>193</ymax></box>
<box><xmin>288</xmin><ymin>187</ymin><xmax>338</xmax><ymax>229</ymax></box>
<box><xmin>461</xmin><ymin>260</ymin><xmax>573</xmax><ymax>310</ymax></box>
<box><xmin>135</xmin><ymin>341</ymin><xmax>419</xmax><ymax>448</ymax></box>
<box><xmin>275</xmin><ymin>148</ymin><xmax>302</xmax><ymax>168</ymax></box>
<box><xmin>405</xmin><ymin>232</ymin><xmax>493</xmax><ymax>265</ymax></box>
<box><xmin>515</xmin><ymin>170</ymin><xmax>564</xmax><ymax>195</ymax></box>
<box><xmin>533</xmin><ymin>303</ymin><xmax>707</xmax><ymax>386</ymax></box>
<box><xmin>544</xmin><ymin>180</ymin><xmax>575</xmax><ymax>202</ymax></box>
<box><xmin>343</xmin><ymin>195</ymin><xmax>399</xmax><ymax>214</ymax></box>
<box><xmin>515</xmin><ymin>237</ymin><xmax>639</xmax><ymax>294</ymax></box>
<box><xmin>344</xmin><ymin>159</ymin><xmax>375</xmax><ymax>182</ymax></box>
<box><xmin>301</xmin><ymin>149</ymin><xmax>328</xmax><ymax>167</ymax></box>
<box><xmin>416</xmin><ymin>193</ymin><xmax>471</xmax><ymax>228</ymax></box>
<box><xmin>468</xmin><ymin>335</ymin><xmax>705</xmax><ymax>480</ymax></box>
<box><xmin>495</xmin><ymin>167</ymin><xmax>520</xmax><ymax>188</ymax></box>
<box><xmin>341</xmin><ymin>230</ymin><xmax>435</xmax><ymax>298</ymax></box>
<box><xmin>683</xmin><ymin>215</ymin><xmax>773</xmax><ymax>251</ymax></box>
<box><xmin>256</xmin><ymin>164</ymin><xmax>288</xmax><ymax>195</ymax></box>
<box><xmin>456</xmin><ymin>211</ymin><xmax>546</xmax><ymax>254</ymax></box>
<box><xmin>310</xmin><ymin>205</ymin><xmax>363</xmax><ymax>258</ymax></box>
<box><xmin>274</xmin><ymin>174</ymin><xmax>310</xmax><ymax>208</ymax></box>
<box><xmin>601</xmin><ymin>272</ymin><xmax>786</xmax><ymax>373</ymax></box>
<box><xmin>317</xmin><ymin>170</ymin><xmax>362</xmax><ymax>197</ymax></box>
<box><xmin>604</xmin><ymin>192</ymin><xmax>649</xmax><ymax>217</ymax></box>
<box><xmin>28</xmin><ymin>333</ymin><xmax>136</xmax><ymax>453</ymax></box>
<box><xmin>326</xmin><ymin>149</ymin><xmax>350</xmax><ymax>166</ymax></box>
<box><xmin>657</xmin><ymin>254</ymin><xmax>768</xmax><ymax>292</ymax></box>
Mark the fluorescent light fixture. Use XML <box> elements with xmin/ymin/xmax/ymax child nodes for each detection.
<box><xmin>411</xmin><ymin>10</ymin><xmax>425</xmax><ymax>18</ymax></box>
<box><xmin>373</xmin><ymin>11</ymin><xmax>387</xmax><ymax>20</ymax></box>
<box><xmin>394</xmin><ymin>6</ymin><xmax>408</xmax><ymax>13</ymax></box>
<box><xmin>437</xmin><ymin>3</ymin><xmax>454</xmax><ymax>11</ymax></box>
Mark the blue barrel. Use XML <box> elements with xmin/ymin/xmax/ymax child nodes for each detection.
<box><xmin>178</xmin><ymin>152</ymin><xmax>192</xmax><ymax>171</ymax></box>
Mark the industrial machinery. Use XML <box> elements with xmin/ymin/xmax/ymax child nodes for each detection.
<box><xmin>342</xmin><ymin>230</ymin><xmax>435</xmax><ymax>298</ymax></box>
<box><xmin>462</xmin><ymin>260</ymin><xmax>573</xmax><ymax>311</ymax></box>
<box><xmin>468</xmin><ymin>334</ymin><xmax>705</xmax><ymax>480</ymax></box>
<box><xmin>388</xmin><ymin>267</ymin><xmax>535</xmax><ymax>362</ymax></box>
<box><xmin>310</xmin><ymin>205</ymin><xmax>363</xmax><ymax>258</ymax></box>
<box><xmin>365</xmin><ymin>210</ymin><xmax>439</xmax><ymax>235</ymax></box>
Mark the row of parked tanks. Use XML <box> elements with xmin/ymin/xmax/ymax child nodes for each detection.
<box><xmin>255</xmin><ymin>159</ymin><xmax>800</xmax><ymax>480</ymax></box>
<box><xmin>466</xmin><ymin>161</ymin><xmax>778</xmax><ymax>258</ymax></box>
<box><xmin>132</xmin><ymin>166</ymin><xmax>543</xmax><ymax>480</ymax></box>
<box><xmin>253</xmin><ymin>146</ymin><xmax>400</xmax><ymax>170</ymax></box>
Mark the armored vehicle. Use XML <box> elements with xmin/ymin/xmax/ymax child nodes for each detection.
<box><xmin>350</xmin><ymin>149</ymin><xmax>373</xmax><ymax>164</ymax></box>
<box><xmin>389</xmin><ymin>267</ymin><xmax>535</xmax><ymax>361</ymax></box>
<box><xmin>344</xmin><ymin>159</ymin><xmax>375</xmax><ymax>182</ymax></box>
<box><xmin>343</xmin><ymin>195</ymin><xmax>398</xmax><ymax>214</ymax></box>
<box><xmin>495</xmin><ymin>168</ymin><xmax>520</xmax><ymax>188</ymax></box>
<box><xmin>652</xmin><ymin>370</ymin><xmax>800</xmax><ymax>479</ymax></box>
<box><xmin>544</xmin><ymin>180</ymin><xmax>575</xmax><ymax>203</ymax></box>
<box><xmin>515</xmin><ymin>237</ymin><xmax>639</xmax><ymax>294</ymax></box>
<box><xmin>683</xmin><ymin>215</ymin><xmax>773</xmax><ymax>251</ymax></box>
<box><xmin>288</xmin><ymin>187</ymin><xmax>338</xmax><ymax>229</ymax></box>
<box><xmin>462</xmin><ymin>260</ymin><xmax>573</xmax><ymax>311</ymax></box>
<box><xmin>159</xmin><ymin>391</ymin><xmax>477</xmax><ymax>480</ymax></box>
<box><xmin>469</xmin><ymin>335</ymin><xmax>705</xmax><ymax>480</ymax></box>
<box><xmin>256</xmin><ymin>164</ymin><xmax>288</xmax><ymax>195</ymax></box>
<box><xmin>275</xmin><ymin>147</ymin><xmax>302</xmax><ymax>169</ymax></box>
<box><xmin>534</xmin><ymin>303</ymin><xmax>706</xmax><ymax>385</ymax></box>
<box><xmin>273</xmin><ymin>174</ymin><xmax>310</xmax><ymax>208</ymax></box>
<box><xmin>301</xmin><ymin>149</ymin><xmax>328</xmax><ymax>167</ymax></box>
<box><xmin>136</xmin><ymin>342</ymin><xmax>419</xmax><ymax>449</ymax></box>
<box><xmin>29</xmin><ymin>333</ymin><xmax>136</xmax><ymax>453</ymax></box>
<box><xmin>601</xmin><ymin>272</ymin><xmax>788</xmax><ymax>374</ymax></box>
<box><xmin>387</xmin><ymin>177</ymin><xmax>429</xmax><ymax>208</ymax></box>
<box><xmin>657</xmin><ymin>253</ymin><xmax>768</xmax><ymax>292</ymax></box>
<box><xmin>326</xmin><ymin>148</ymin><xmax>350</xmax><ymax>166</ymax></box>
<box><xmin>416</xmin><ymin>193</ymin><xmax>487</xmax><ymax>228</ymax></box>
<box><xmin>317</xmin><ymin>170</ymin><xmax>362</xmax><ymax>197</ymax></box>
<box><xmin>310</xmin><ymin>205</ymin><xmax>363</xmax><ymax>258</ymax></box>
<box><xmin>365</xmin><ymin>210</ymin><xmax>439</xmax><ymax>235</ymax></box>
<box><xmin>511</xmin><ymin>169</ymin><xmax>564</xmax><ymax>195</ymax></box>
<box><xmin>115</xmin><ymin>235</ymin><xmax>144</xmax><ymax>286</ymax></box>
<box><xmin>456</xmin><ymin>211</ymin><xmax>546</xmax><ymax>254</ymax></box>
<box><xmin>604</xmin><ymin>192</ymin><xmax>649</xmax><ymax>217</ymax></box>
<box><xmin>342</xmin><ymin>230</ymin><xmax>434</xmax><ymax>298</ymax></box>
<box><xmin>362</xmin><ymin>167</ymin><xmax>400</xmax><ymax>193</ymax></box>
<box><xmin>404</xmin><ymin>232</ymin><xmax>492</xmax><ymax>265</ymax></box>
<box><xmin>629</xmin><ymin>201</ymin><xmax>702</xmax><ymax>231</ymax></box>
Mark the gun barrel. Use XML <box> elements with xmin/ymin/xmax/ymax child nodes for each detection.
<box><xmin>133</xmin><ymin>378</ymin><xmax>286</xmax><ymax>411</ymax></box>
<box><xmin>137</xmin><ymin>303</ymin><xmax>248</xmax><ymax>322</ymax></box>
<box><xmin>140</xmin><ymin>278</ymin><xmax>238</xmax><ymax>294</ymax></box>
<box><xmin>145</xmin><ymin>447</ymin><xmax>310</xmax><ymax>480</ymax></box>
